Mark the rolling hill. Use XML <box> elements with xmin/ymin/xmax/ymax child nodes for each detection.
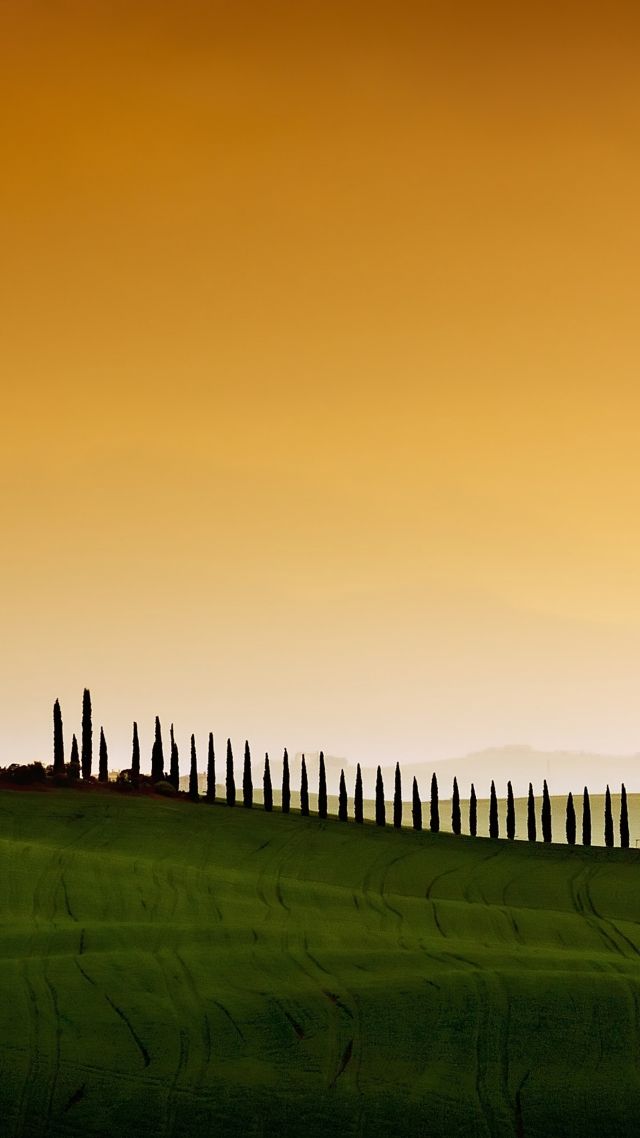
<box><xmin>1</xmin><ymin>788</ymin><xmax>639</xmax><ymax>1136</ymax></box>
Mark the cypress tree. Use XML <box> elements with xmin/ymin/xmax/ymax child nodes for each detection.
<box><xmin>566</xmin><ymin>791</ymin><xmax>576</xmax><ymax>845</ymax></box>
<box><xmin>430</xmin><ymin>773</ymin><xmax>440</xmax><ymax>833</ymax></box>
<box><xmin>300</xmin><ymin>755</ymin><xmax>309</xmax><ymax>816</ymax></box>
<box><xmin>169</xmin><ymin>724</ymin><xmax>180</xmax><ymax>790</ymax></box>
<box><xmin>393</xmin><ymin>762</ymin><xmax>402</xmax><ymax>828</ymax></box>
<box><xmin>541</xmin><ymin>780</ymin><xmax>552</xmax><ymax>843</ymax></box>
<box><xmin>131</xmin><ymin>722</ymin><xmax>140</xmax><ymax>789</ymax></box>
<box><xmin>527</xmin><ymin>783</ymin><xmax>536</xmax><ymax>842</ymax></box>
<box><xmin>226</xmin><ymin>739</ymin><xmax>236</xmax><ymax>807</ymax></box>
<box><xmin>81</xmin><ymin>687</ymin><xmax>92</xmax><ymax>780</ymax></box>
<box><xmin>318</xmin><ymin>751</ymin><xmax>328</xmax><ymax>819</ymax></box>
<box><xmin>151</xmin><ymin>717</ymin><xmax>164</xmax><ymax>782</ymax></box>
<box><xmin>243</xmin><ymin>741</ymin><xmax>253</xmax><ymax>808</ymax></box>
<box><xmin>69</xmin><ymin>734</ymin><xmax>80</xmax><ymax>781</ymax></box>
<box><xmin>338</xmin><ymin>769</ymin><xmax>348</xmax><ymax>821</ymax></box>
<box><xmin>375</xmin><ymin>765</ymin><xmax>386</xmax><ymax>826</ymax></box>
<box><xmin>53</xmin><ymin>698</ymin><xmax>64</xmax><ymax>772</ymax></box>
<box><xmin>604</xmin><ymin>784</ymin><xmax>614</xmax><ymax>848</ymax></box>
<box><xmin>412</xmin><ymin>777</ymin><xmax>422</xmax><ymax>831</ymax></box>
<box><xmin>98</xmin><ymin>727</ymin><xmax>108</xmax><ymax>782</ymax></box>
<box><xmin>206</xmin><ymin>733</ymin><xmax>215</xmax><ymax>802</ymax></box>
<box><xmin>489</xmin><ymin>779</ymin><xmax>499</xmax><ymax>839</ymax></box>
<box><xmin>189</xmin><ymin>735</ymin><xmax>199</xmax><ymax>801</ymax></box>
<box><xmin>263</xmin><ymin>754</ymin><xmax>273</xmax><ymax>811</ymax></box>
<box><xmin>281</xmin><ymin>748</ymin><xmax>290</xmax><ymax>814</ymax></box>
<box><xmin>451</xmin><ymin>776</ymin><xmax>461</xmax><ymax>836</ymax></box>
<box><xmin>582</xmin><ymin>787</ymin><xmax>592</xmax><ymax>847</ymax></box>
<box><xmin>469</xmin><ymin>783</ymin><xmax>477</xmax><ymax>837</ymax></box>
<box><xmin>620</xmin><ymin>783</ymin><xmax>630</xmax><ymax>849</ymax></box>
<box><xmin>506</xmin><ymin>780</ymin><xmax>515</xmax><ymax>841</ymax></box>
<box><xmin>354</xmin><ymin>763</ymin><xmax>363</xmax><ymax>823</ymax></box>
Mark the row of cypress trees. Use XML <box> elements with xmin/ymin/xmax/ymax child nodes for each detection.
<box><xmin>53</xmin><ymin>693</ymin><xmax>632</xmax><ymax>847</ymax></box>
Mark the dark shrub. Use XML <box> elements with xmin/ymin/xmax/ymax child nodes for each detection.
<box><xmin>3</xmin><ymin>762</ymin><xmax>46</xmax><ymax>785</ymax></box>
<box><xmin>154</xmin><ymin>779</ymin><xmax>177</xmax><ymax>797</ymax></box>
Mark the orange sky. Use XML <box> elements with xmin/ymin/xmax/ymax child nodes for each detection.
<box><xmin>2</xmin><ymin>0</ymin><xmax>640</xmax><ymax>773</ymax></box>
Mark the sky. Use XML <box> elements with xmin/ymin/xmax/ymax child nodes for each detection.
<box><xmin>2</xmin><ymin>0</ymin><xmax>640</xmax><ymax>777</ymax></box>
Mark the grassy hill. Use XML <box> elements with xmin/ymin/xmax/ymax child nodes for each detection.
<box><xmin>1</xmin><ymin>789</ymin><xmax>639</xmax><ymax>1137</ymax></box>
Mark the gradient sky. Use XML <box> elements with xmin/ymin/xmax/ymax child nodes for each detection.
<box><xmin>3</xmin><ymin>0</ymin><xmax>640</xmax><ymax>773</ymax></box>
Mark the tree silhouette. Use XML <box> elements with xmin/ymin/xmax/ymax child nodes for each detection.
<box><xmin>300</xmin><ymin>755</ymin><xmax>309</xmax><ymax>817</ymax></box>
<box><xmin>338</xmin><ymin>769</ymin><xmax>348</xmax><ymax>821</ymax></box>
<box><xmin>263</xmin><ymin>754</ymin><xmax>273</xmax><ymax>812</ymax></box>
<box><xmin>412</xmin><ymin>776</ymin><xmax>422</xmax><ymax>830</ymax></box>
<box><xmin>226</xmin><ymin>739</ymin><xmax>236</xmax><ymax>807</ymax></box>
<box><xmin>582</xmin><ymin>787</ymin><xmax>591</xmax><ymax>847</ymax></box>
<box><xmin>469</xmin><ymin>783</ymin><xmax>477</xmax><ymax>837</ymax></box>
<box><xmin>98</xmin><ymin>727</ymin><xmax>108</xmax><ymax>782</ymax></box>
<box><xmin>430</xmin><ymin>773</ymin><xmax>440</xmax><ymax>833</ymax></box>
<box><xmin>489</xmin><ymin>780</ymin><xmax>499</xmax><ymax>839</ymax></box>
<box><xmin>243</xmin><ymin>741</ymin><xmax>253</xmax><ymax>808</ymax></box>
<box><xmin>393</xmin><ymin>762</ymin><xmax>402</xmax><ymax>828</ymax></box>
<box><xmin>604</xmin><ymin>784</ymin><xmax>614</xmax><ymax>848</ymax></box>
<box><xmin>566</xmin><ymin>791</ymin><xmax>576</xmax><ymax>845</ymax></box>
<box><xmin>527</xmin><ymin>783</ymin><xmax>536</xmax><ymax>842</ymax></box>
<box><xmin>81</xmin><ymin>688</ymin><xmax>92</xmax><ymax>780</ymax></box>
<box><xmin>53</xmin><ymin>699</ymin><xmax>64</xmax><ymax>773</ymax></box>
<box><xmin>375</xmin><ymin>766</ymin><xmax>386</xmax><ymax>826</ymax></box>
<box><xmin>281</xmin><ymin>748</ymin><xmax>290</xmax><ymax>814</ymax></box>
<box><xmin>189</xmin><ymin>735</ymin><xmax>199</xmax><ymax>801</ymax></box>
<box><xmin>318</xmin><ymin>751</ymin><xmax>328</xmax><ymax>820</ymax></box>
<box><xmin>69</xmin><ymin>734</ymin><xmax>80</xmax><ymax>781</ymax></box>
<box><xmin>131</xmin><ymin>722</ymin><xmax>140</xmax><ymax>789</ymax></box>
<box><xmin>354</xmin><ymin>763</ymin><xmax>363</xmax><ymax>824</ymax></box>
<box><xmin>506</xmin><ymin>780</ymin><xmax>515</xmax><ymax>841</ymax></box>
<box><xmin>169</xmin><ymin>724</ymin><xmax>180</xmax><ymax>791</ymax></box>
<box><xmin>620</xmin><ymin>783</ymin><xmax>630</xmax><ymax>849</ymax></box>
<box><xmin>151</xmin><ymin>717</ymin><xmax>164</xmax><ymax>783</ymax></box>
<box><xmin>206</xmin><ymin>733</ymin><xmax>215</xmax><ymax>803</ymax></box>
<box><xmin>541</xmin><ymin>780</ymin><xmax>552</xmax><ymax>843</ymax></box>
<box><xmin>451</xmin><ymin>777</ymin><xmax>461</xmax><ymax>836</ymax></box>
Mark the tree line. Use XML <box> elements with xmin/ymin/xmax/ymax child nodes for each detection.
<box><xmin>43</xmin><ymin>691</ymin><xmax>633</xmax><ymax>849</ymax></box>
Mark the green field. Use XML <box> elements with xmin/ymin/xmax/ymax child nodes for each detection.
<box><xmin>1</xmin><ymin>789</ymin><xmax>640</xmax><ymax>1137</ymax></box>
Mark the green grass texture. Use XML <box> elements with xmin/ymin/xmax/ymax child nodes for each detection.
<box><xmin>1</xmin><ymin>788</ymin><xmax>639</xmax><ymax>1137</ymax></box>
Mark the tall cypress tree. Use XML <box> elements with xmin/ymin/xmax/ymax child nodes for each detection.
<box><xmin>566</xmin><ymin>791</ymin><xmax>576</xmax><ymax>845</ymax></box>
<box><xmin>226</xmin><ymin>739</ymin><xmax>236</xmax><ymax>807</ymax></box>
<box><xmin>430</xmin><ymin>773</ymin><xmax>440</xmax><ymax>833</ymax></box>
<box><xmin>318</xmin><ymin>751</ymin><xmax>328</xmax><ymax>820</ymax></box>
<box><xmin>98</xmin><ymin>727</ymin><xmax>108</xmax><ymax>782</ymax></box>
<box><xmin>354</xmin><ymin>763</ymin><xmax>363</xmax><ymax>824</ymax></box>
<box><xmin>151</xmin><ymin>717</ymin><xmax>164</xmax><ymax>782</ymax></box>
<box><xmin>81</xmin><ymin>687</ymin><xmax>92</xmax><ymax>780</ymax></box>
<box><xmin>620</xmin><ymin>783</ymin><xmax>630</xmax><ymax>849</ymax></box>
<box><xmin>375</xmin><ymin>766</ymin><xmax>386</xmax><ymax>826</ymax></box>
<box><xmin>469</xmin><ymin>783</ymin><xmax>477</xmax><ymax>837</ymax></box>
<box><xmin>338</xmin><ymin>769</ymin><xmax>348</xmax><ymax>821</ymax></box>
<box><xmin>169</xmin><ymin>724</ymin><xmax>180</xmax><ymax>790</ymax></box>
<box><xmin>582</xmin><ymin>787</ymin><xmax>592</xmax><ymax>847</ymax></box>
<box><xmin>189</xmin><ymin>735</ymin><xmax>199</xmax><ymax>801</ymax></box>
<box><xmin>131</xmin><ymin>722</ymin><xmax>140</xmax><ymax>789</ymax></box>
<box><xmin>281</xmin><ymin>748</ymin><xmax>290</xmax><ymax>814</ymax></box>
<box><xmin>206</xmin><ymin>733</ymin><xmax>215</xmax><ymax>803</ymax></box>
<box><xmin>300</xmin><ymin>755</ymin><xmax>309</xmax><ymax>817</ymax></box>
<box><xmin>412</xmin><ymin>777</ymin><xmax>422</xmax><ymax>831</ymax></box>
<box><xmin>604</xmin><ymin>784</ymin><xmax>614</xmax><ymax>848</ymax></box>
<box><xmin>506</xmin><ymin>780</ymin><xmax>515</xmax><ymax>840</ymax></box>
<box><xmin>393</xmin><ymin>762</ymin><xmax>402</xmax><ymax>828</ymax></box>
<box><xmin>527</xmin><ymin>783</ymin><xmax>536</xmax><ymax>842</ymax></box>
<box><xmin>53</xmin><ymin>698</ymin><xmax>64</xmax><ymax>772</ymax></box>
<box><xmin>243</xmin><ymin>741</ymin><xmax>253</xmax><ymax>808</ymax></box>
<box><xmin>489</xmin><ymin>780</ymin><xmax>499</xmax><ymax>839</ymax></box>
<box><xmin>451</xmin><ymin>777</ymin><xmax>461</xmax><ymax>836</ymax></box>
<box><xmin>263</xmin><ymin>754</ymin><xmax>273</xmax><ymax>812</ymax></box>
<box><xmin>541</xmin><ymin>780</ymin><xmax>552</xmax><ymax>843</ymax></box>
<box><xmin>69</xmin><ymin>734</ymin><xmax>80</xmax><ymax>781</ymax></box>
